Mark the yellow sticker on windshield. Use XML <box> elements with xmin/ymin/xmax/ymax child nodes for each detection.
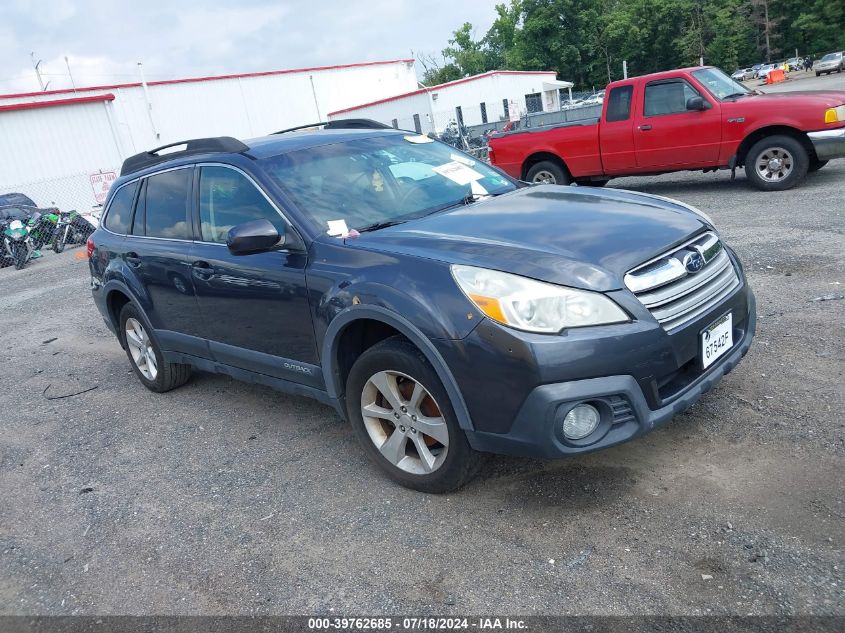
<box><xmin>404</xmin><ymin>134</ymin><xmax>433</xmax><ymax>144</ymax></box>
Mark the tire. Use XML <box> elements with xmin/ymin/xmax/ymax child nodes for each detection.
<box><xmin>526</xmin><ymin>160</ymin><xmax>571</xmax><ymax>185</ymax></box>
<box><xmin>11</xmin><ymin>242</ymin><xmax>27</xmax><ymax>270</ymax></box>
<box><xmin>815</xmin><ymin>72</ymin><xmax>820</xmax><ymax>77</ymax></box>
<box><xmin>577</xmin><ymin>179</ymin><xmax>609</xmax><ymax>187</ymax></box>
<box><xmin>744</xmin><ymin>135</ymin><xmax>809</xmax><ymax>191</ymax></box>
<box><xmin>345</xmin><ymin>336</ymin><xmax>481</xmax><ymax>493</ymax></box>
<box><xmin>118</xmin><ymin>303</ymin><xmax>191</xmax><ymax>393</ymax></box>
<box><xmin>808</xmin><ymin>159</ymin><xmax>829</xmax><ymax>173</ymax></box>
<box><xmin>52</xmin><ymin>227</ymin><xmax>66</xmax><ymax>253</ymax></box>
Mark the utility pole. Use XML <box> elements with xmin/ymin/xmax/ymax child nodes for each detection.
<box><xmin>30</xmin><ymin>52</ymin><xmax>48</xmax><ymax>91</ymax></box>
<box><xmin>65</xmin><ymin>56</ymin><xmax>77</xmax><ymax>91</ymax></box>
<box><xmin>138</xmin><ymin>62</ymin><xmax>160</xmax><ymax>141</ymax></box>
<box><xmin>622</xmin><ymin>60</ymin><xmax>628</xmax><ymax>80</ymax></box>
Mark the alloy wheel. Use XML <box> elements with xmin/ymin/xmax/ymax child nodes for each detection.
<box><xmin>532</xmin><ymin>170</ymin><xmax>557</xmax><ymax>184</ymax></box>
<box><xmin>755</xmin><ymin>147</ymin><xmax>794</xmax><ymax>182</ymax></box>
<box><xmin>125</xmin><ymin>317</ymin><xmax>158</xmax><ymax>380</ymax></box>
<box><xmin>360</xmin><ymin>370</ymin><xmax>449</xmax><ymax>475</ymax></box>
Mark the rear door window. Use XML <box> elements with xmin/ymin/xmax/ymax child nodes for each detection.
<box><xmin>141</xmin><ymin>169</ymin><xmax>191</xmax><ymax>240</ymax></box>
<box><xmin>103</xmin><ymin>181</ymin><xmax>138</xmax><ymax>235</ymax></box>
<box><xmin>606</xmin><ymin>85</ymin><xmax>634</xmax><ymax>122</ymax></box>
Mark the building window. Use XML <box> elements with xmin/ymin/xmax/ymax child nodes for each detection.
<box><xmin>480</xmin><ymin>102</ymin><xmax>487</xmax><ymax>124</ymax></box>
<box><xmin>413</xmin><ymin>114</ymin><xmax>422</xmax><ymax>134</ymax></box>
<box><xmin>502</xmin><ymin>98</ymin><xmax>509</xmax><ymax>119</ymax></box>
<box><xmin>391</xmin><ymin>119</ymin><xmax>398</xmax><ymax>129</ymax></box>
<box><xmin>525</xmin><ymin>93</ymin><xmax>542</xmax><ymax>114</ymax></box>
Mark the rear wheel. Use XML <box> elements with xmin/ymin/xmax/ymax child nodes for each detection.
<box><xmin>346</xmin><ymin>337</ymin><xmax>480</xmax><ymax>493</ymax></box>
<box><xmin>526</xmin><ymin>160</ymin><xmax>571</xmax><ymax>185</ymax></box>
<box><xmin>119</xmin><ymin>303</ymin><xmax>191</xmax><ymax>393</ymax></box>
<box><xmin>744</xmin><ymin>135</ymin><xmax>809</xmax><ymax>191</ymax></box>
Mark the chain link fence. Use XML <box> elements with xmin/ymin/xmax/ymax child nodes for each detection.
<box><xmin>1</xmin><ymin>171</ymin><xmax>108</xmax><ymax>270</ymax></box>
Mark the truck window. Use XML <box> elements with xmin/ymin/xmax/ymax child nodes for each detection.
<box><xmin>606</xmin><ymin>85</ymin><xmax>634</xmax><ymax>122</ymax></box>
<box><xmin>644</xmin><ymin>80</ymin><xmax>701</xmax><ymax>117</ymax></box>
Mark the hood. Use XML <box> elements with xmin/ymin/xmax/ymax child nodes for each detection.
<box><xmin>350</xmin><ymin>185</ymin><xmax>707</xmax><ymax>291</ymax></box>
<box><xmin>743</xmin><ymin>90</ymin><xmax>845</xmax><ymax>108</ymax></box>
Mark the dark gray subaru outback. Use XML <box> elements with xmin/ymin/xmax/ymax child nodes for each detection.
<box><xmin>88</xmin><ymin>122</ymin><xmax>755</xmax><ymax>492</ymax></box>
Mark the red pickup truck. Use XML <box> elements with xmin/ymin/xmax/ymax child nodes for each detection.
<box><xmin>488</xmin><ymin>66</ymin><xmax>845</xmax><ymax>191</ymax></box>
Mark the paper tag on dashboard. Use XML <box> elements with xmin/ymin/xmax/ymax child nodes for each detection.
<box><xmin>433</xmin><ymin>161</ymin><xmax>484</xmax><ymax>185</ymax></box>
<box><xmin>326</xmin><ymin>219</ymin><xmax>349</xmax><ymax>237</ymax></box>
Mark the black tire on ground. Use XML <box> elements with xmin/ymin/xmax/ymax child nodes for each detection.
<box><xmin>52</xmin><ymin>229</ymin><xmax>66</xmax><ymax>254</ymax></box>
<box><xmin>744</xmin><ymin>134</ymin><xmax>809</xmax><ymax>191</ymax></box>
<box><xmin>345</xmin><ymin>336</ymin><xmax>482</xmax><ymax>493</ymax></box>
<box><xmin>808</xmin><ymin>159</ymin><xmax>829</xmax><ymax>173</ymax></box>
<box><xmin>11</xmin><ymin>243</ymin><xmax>27</xmax><ymax>270</ymax></box>
<box><xmin>118</xmin><ymin>302</ymin><xmax>191</xmax><ymax>393</ymax></box>
<box><xmin>577</xmin><ymin>179</ymin><xmax>609</xmax><ymax>187</ymax></box>
<box><xmin>526</xmin><ymin>160</ymin><xmax>571</xmax><ymax>185</ymax></box>
<box><xmin>815</xmin><ymin>72</ymin><xmax>820</xmax><ymax>77</ymax></box>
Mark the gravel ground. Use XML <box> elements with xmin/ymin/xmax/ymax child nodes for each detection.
<box><xmin>1</xmin><ymin>85</ymin><xmax>843</xmax><ymax>616</ymax></box>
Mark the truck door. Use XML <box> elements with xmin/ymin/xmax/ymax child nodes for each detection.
<box><xmin>598</xmin><ymin>84</ymin><xmax>637</xmax><ymax>174</ymax></box>
<box><xmin>633</xmin><ymin>78</ymin><xmax>721</xmax><ymax>169</ymax></box>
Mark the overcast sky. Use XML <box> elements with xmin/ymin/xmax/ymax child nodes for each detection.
<box><xmin>0</xmin><ymin>0</ymin><xmax>499</xmax><ymax>94</ymax></box>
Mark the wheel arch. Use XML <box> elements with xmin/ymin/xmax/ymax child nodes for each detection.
<box><xmin>521</xmin><ymin>151</ymin><xmax>571</xmax><ymax>181</ymax></box>
<box><xmin>322</xmin><ymin>305</ymin><xmax>475</xmax><ymax>431</ymax></box>
<box><xmin>102</xmin><ymin>280</ymin><xmax>147</xmax><ymax>341</ymax></box>
<box><xmin>734</xmin><ymin>125</ymin><xmax>816</xmax><ymax>167</ymax></box>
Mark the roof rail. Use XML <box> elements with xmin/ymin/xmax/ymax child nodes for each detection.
<box><xmin>120</xmin><ymin>136</ymin><xmax>249</xmax><ymax>176</ymax></box>
<box><xmin>272</xmin><ymin>118</ymin><xmax>392</xmax><ymax>135</ymax></box>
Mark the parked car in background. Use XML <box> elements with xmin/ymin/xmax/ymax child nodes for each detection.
<box><xmin>89</xmin><ymin>125</ymin><xmax>755</xmax><ymax>492</ymax></box>
<box><xmin>756</xmin><ymin>64</ymin><xmax>777</xmax><ymax>79</ymax></box>
<box><xmin>785</xmin><ymin>57</ymin><xmax>803</xmax><ymax>71</ymax></box>
<box><xmin>732</xmin><ymin>68</ymin><xmax>755</xmax><ymax>81</ymax></box>
<box><xmin>814</xmin><ymin>52</ymin><xmax>844</xmax><ymax>76</ymax></box>
<box><xmin>488</xmin><ymin>66</ymin><xmax>845</xmax><ymax>191</ymax></box>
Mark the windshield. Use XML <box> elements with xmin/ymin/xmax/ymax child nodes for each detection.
<box><xmin>692</xmin><ymin>68</ymin><xmax>751</xmax><ymax>100</ymax></box>
<box><xmin>259</xmin><ymin>134</ymin><xmax>515</xmax><ymax>234</ymax></box>
<box><xmin>821</xmin><ymin>53</ymin><xmax>841</xmax><ymax>62</ymax></box>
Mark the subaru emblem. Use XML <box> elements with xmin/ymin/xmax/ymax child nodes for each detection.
<box><xmin>683</xmin><ymin>251</ymin><xmax>704</xmax><ymax>273</ymax></box>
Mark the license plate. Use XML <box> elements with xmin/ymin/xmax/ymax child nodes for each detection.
<box><xmin>701</xmin><ymin>312</ymin><xmax>733</xmax><ymax>369</ymax></box>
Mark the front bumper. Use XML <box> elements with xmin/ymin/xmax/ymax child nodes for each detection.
<box><xmin>446</xmin><ymin>276</ymin><xmax>756</xmax><ymax>459</ymax></box>
<box><xmin>808</xmin><ymin>128</ymin><xmax>845</xmax><ymax>161</ymax></box>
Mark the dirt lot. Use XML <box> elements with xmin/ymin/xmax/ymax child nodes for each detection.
<box><xmin>1</xmin><ymin>92</ymin><xmax>843</xmax><ymax>616</ymax></box>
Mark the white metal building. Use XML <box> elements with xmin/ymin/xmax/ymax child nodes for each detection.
<box><xmin>0</xmin><ymin>59</ymin><xmax>417</xmax><ymax>211</ymax></box>
<box><xmin>327</xmin><ymin>70</ymin><xmax>573</xmax><ymax>135</ymax></box>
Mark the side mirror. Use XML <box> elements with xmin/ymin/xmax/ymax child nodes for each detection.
<box><xmin>227</xmin><ymin>218</ymin><xmax>283</xmax><ymax>255</ymax></box>
<box><xmin>686</xmin><ymin>96</ymin><xmax>710</xmax><ymax>111</ymax></box>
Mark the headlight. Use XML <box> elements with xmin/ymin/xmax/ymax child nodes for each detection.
<box><xmin>451</xmin><ymin>265</ymin><xmax>629</xmax><ymax>333</ymax></box>
<box><xmin>824</xmin><ymin>106</ymin><xmax>845</xmax><ymax>124</ymax></box>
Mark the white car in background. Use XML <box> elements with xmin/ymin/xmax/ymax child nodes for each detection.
<box><xmin>814</xmin><ymin>52</ymin><xmax>844</xmax><ymax>76</ymax></box>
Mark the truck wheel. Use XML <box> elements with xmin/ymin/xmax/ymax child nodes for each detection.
<box><xmin>526</xmin><ymin>160</ymin><xmax>571</xmax><ymax>185</ymax></box>
<box><xmin>119</xmin><ymin>303</ymin><xmax>191</xmax><ymax>393</ymax></box>
<box><xmin>744</xmin><ymin>135</ymin><xmax>808</xmax><ymax>191</ymax></box>
<box><xmin>808</xmin><ymin>159</ymin><xmax>828</xmax><ymax>173</ymax></box>
<box><xmin>815</xmin><ymin>72</ymin><xmax>820</xmax><ymax>77</ymax></box>
<box><xmin>346</xmin><ymin>337</ymin><xmax>481</xmax><ymax>493</ymax></box>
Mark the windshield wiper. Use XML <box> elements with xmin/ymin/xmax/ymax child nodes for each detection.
<box><xmin>357</xmin><ymin>219</ymin><xmax>408</xmax><ymax>233</ymax></box>
<box><xmin>724</xmin><ymin>92</ymin><xmax>749</xmax><ymax>100</ymax></box>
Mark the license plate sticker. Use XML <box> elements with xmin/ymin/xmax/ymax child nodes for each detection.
<box><xmin>701</xmin><ymin>312</ymin><xmax>733</xmax><ymax>369</ymax></box>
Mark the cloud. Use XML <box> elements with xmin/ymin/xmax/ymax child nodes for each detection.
<box><xmin>0</xmin><ymin>0</ymin><xmax>498</xmax><ymax>95</ymax></box>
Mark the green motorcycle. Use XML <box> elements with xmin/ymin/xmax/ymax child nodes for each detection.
<box><xmin>2</xmin><ymin>219</ymin><xmax>34</xmax><ymax>270</ymax></box>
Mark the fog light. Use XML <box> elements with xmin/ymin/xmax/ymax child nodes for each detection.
<box><xmin>562</xmin><ymin>403</ymin><xmax>600</xmax><ymax>440</ymax></box>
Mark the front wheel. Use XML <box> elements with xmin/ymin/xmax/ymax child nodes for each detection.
<box><xmin>346</xmin><ymin>337</ymin><xmax>481</xmax><ymax>493</ymax></box>
<box><xmin>11</xmin><ymin>242</ymin><xmax>27</xmax><ymax>269</ymax></box>
<box><xmin>53</xmin><ymin>226</ymin><xmax>68</xmax><ymax>253</ymax></box>
<box><xmin>526</xmin><ymin>160</ymin><xmax>571</xmax><ymax>185</ymax></box>
<box><xmin>744</xmin><ymin>135</ymin><xmax>809</xmax><ymax>191</ymax></box>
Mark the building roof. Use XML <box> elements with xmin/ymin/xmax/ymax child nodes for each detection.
<box><xmin>327</xmin><ymin>70</ymin><xmax>558</xmax><ymax>116</ymax></box>
<box><xmin>0</xmin><ymin>59</ymin><xmax>415</xmax><ymax>101</ymax></box>
<box><xmin>0</xmin><ymin>93</ymin><xmax>115</xmax><ymax>112</ymax></box>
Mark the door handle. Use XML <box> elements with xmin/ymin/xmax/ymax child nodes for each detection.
<box><xmin>125</xmin><ymin>252</ymin><xmax>141</xmax><ymax>267</ymax></box>
<box><xmin>191</xmin><ymin>260</ymin><xmax>214</xmax><ymax>279</ymax></box>
<box><xmin>638</xmin><ymin>124</ymin><xmax>652</xmax><ymax>131</ymax></box>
